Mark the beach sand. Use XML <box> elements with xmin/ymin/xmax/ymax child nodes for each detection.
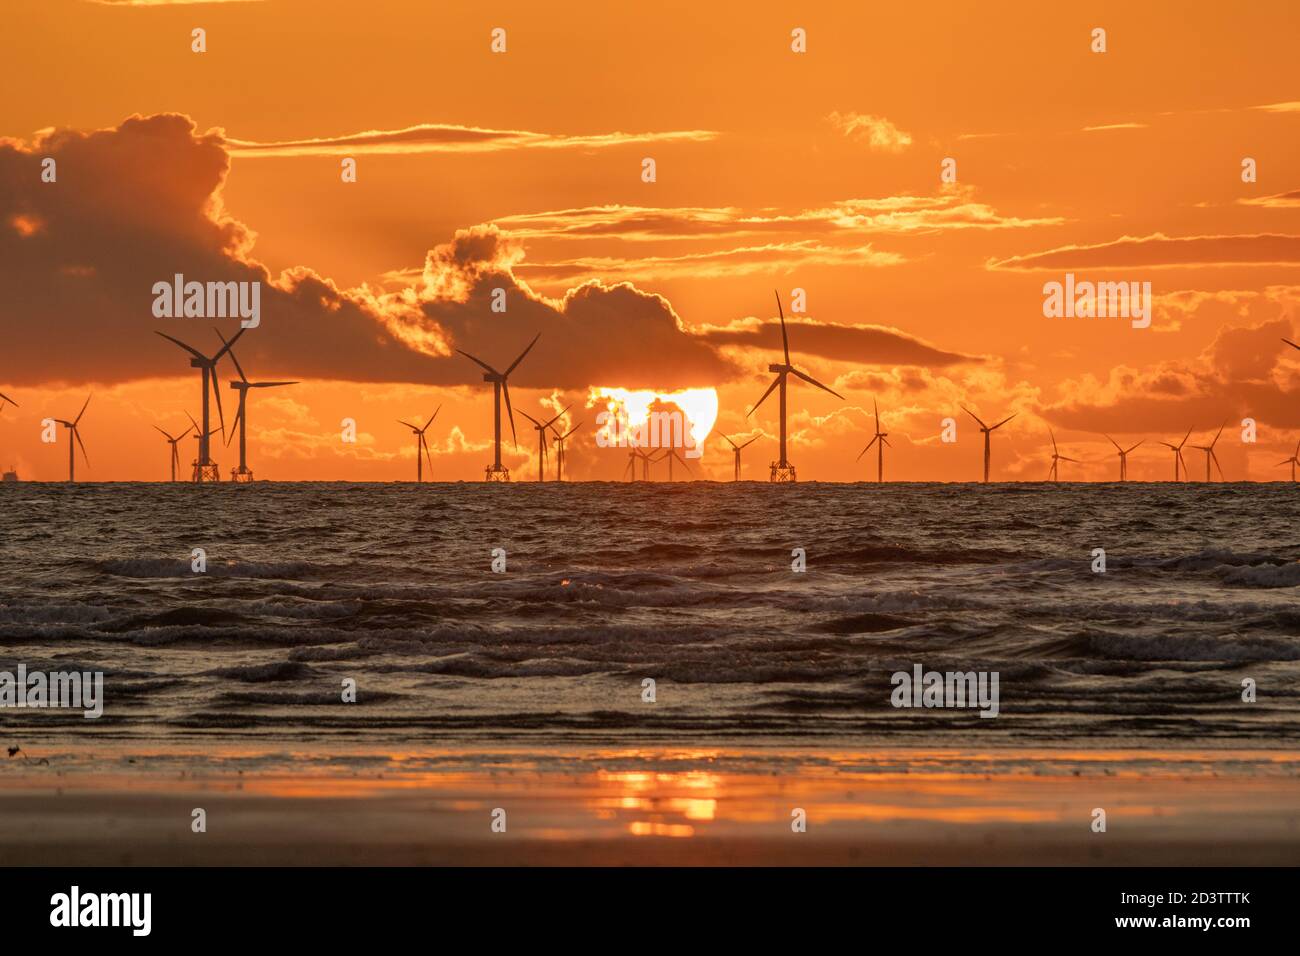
<box><xmin>3</xmin><ymin>742</ymin><xmax>1298</xmax><ymax>865</ymax></box>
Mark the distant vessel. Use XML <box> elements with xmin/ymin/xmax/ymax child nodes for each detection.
<box><xmin>2</xmin><ymin>466</ymin><xmax>18</xmax><ymax>482</ymax></box>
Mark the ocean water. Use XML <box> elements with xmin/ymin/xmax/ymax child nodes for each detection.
<box><xmin>2</xmin><ymin>482</ymin><xmax>1297</xmax><ymax>751</ymax></box>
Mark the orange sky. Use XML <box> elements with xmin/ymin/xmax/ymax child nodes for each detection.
<box><xmin>2</xmin><ymin>0</ymin><xmax>1298</xmax><ymax>482</ymax></box>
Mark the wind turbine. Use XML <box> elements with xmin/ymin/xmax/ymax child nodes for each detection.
<box><xmin>721</xmin><ymin>433</ymin><xmax>760</xmax><ymax>481</ymax></box>
<box><xmin>1106</xmin><ymin>435</ymin><xmax>1144</xmax><ymax>482</ymax></box>
<box><xmin>1277</xmin><ymin>440</ymin><xmax>1300</xmax><ymax>482</ymax></box>
<box><xmin>551</xmin><ymin>421</ymin><xmax>582</xmax><ymax>481</ymax></box>
<box><xmin>1157</xmin><ymin>428</ymin><xmax>1192</xmax><ymax>482</ymax></box>
<box><xmin>747</xmin><ymin>290</ymin><xmax>843</xmax><ymax>482</ymax></box>
<box><xmin>855</xmin><ymin>398</ymin><xmax>890</xmax><ymax>482</ymax></box>
<box><xmin>658</xmin><ymin>447</ymin><xmax>695</xmax><ymax>482</ymax></box>
<box><xmin>519</xmin><ymin>405</ymin><xmax>571</xmax><ymax>482</ymax></box>
<box><xmin>218</xmin><ymin>332</ymin><xmax>297</xmax><ymax>483</ymax></box>
<box><xmin>153</xmin><ymin>422</ymin><xmax>194</xmax><ymax>481</ymax></box>
<box><xmin>960</xmin><ymin>404</ymin><xmax>1016</xmax><ymax>483</ymax></box>
<box><xmin>1047</xmin><ymin>429</ymin><xmax>1079</xmax><ymax>481</ymax></box>
<box><xmin>53</xmin><ymin>394</ymin><xmax>91</xmax><ymax>482</ymax></box>
<box><xmin>155</xmin><ymin>327</ymin><xmax>245</xmax><ymax>481</ymax></box>
<box><xmin>1190</xmin><ymin>422</ymin><xmax>1227</xmax><ymax>482</ymax></box>
<box><xmin>457</xmin><ymin>333</ymin><xmax>540</xmax><ymax>482</ymax></box>
<box><xmin>397</xmin><ymin>407</ymin><xmax>441</xmax><ymax>483</ymax></box>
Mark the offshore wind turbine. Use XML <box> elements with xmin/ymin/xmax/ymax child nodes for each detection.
<box><xmin>658</xmin><ymin>447</ymin><xmax>695</xmax><ymax>482</ymax></box>
<box><xmin>1047</xmin><ymin>429</ymin><xmax>1079</xmax><ymax>481</ymax></box>
<box><xmin>959</xmin><ymin>404</ymin><xmax>1016</xmax><ymax>483</ymax></box>
<box><xmin>551</xmin><ymin>421</ymin><xmax>582</xmax><ymax>481</ymax></box>
<box><xmin>721</xmin><ymin>433</ymin><xmax>760</xmax><ymax>481</ymax></box>
<box><xmin>1158</xmin><ymin>428</ymin><xmax>1193</xmax><ymax>482</ymax></box>
<box><xmin>457</xmin><ymin>333</ymin><xmax>540</xmax><ymax>482</ymax></box>
<box><xmin>53</xmin><ymin>394</ymin><xmax>91</xmax><ymax>482</ymax></box>
<box><xmin>855</xmin><ymin>398</ymin><xmax>890</xmax><ymax>482</ymax></box>
<box><xmin>1190</xmin><ymin>422</ymin><xmax>1226</xmax><ymax>482</ymax></box>
<box><xmin>1277</xmin><ymin>440</ymin><xmax>1300</xmax><ymax>481</ymax></box>
<box><xmin>747</xmin><ymin>290</ymin><xmax>843</xmax><ymax>482</ymax></box>
<box><xmin>219</xmin><ymin>332</ymin><xmax>297</xmax><ymax>483</ymax></box>
<box><xmin>155</xmin><ymin>327</ymin><xmax>245</xmax><ymax>482</ymax></box>
<box><xmin>519</xmin><ymin>405</ymin><xmax>571</xmax><ymax>482</ymax></box>
<box><xmin>397</xmin><ymin>407</ymin><xmax>441</xmax><ymax>483</ymax></box>
<box><xmin>1106</xmin><ymin>435</ymin><xmax>1144</xmax><ymax>482</ymax></box>
<box><xmin>153</xmin><ymin>422</ymin><xmax>194</xmax><ymax>481</ymax></box>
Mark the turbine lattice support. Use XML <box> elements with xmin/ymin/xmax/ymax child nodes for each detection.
<box><xmin>192</xmin><ymin>461</ymin><xmax>221</xmax><ymax>483</ymax></box>
<box><xmin>484</xmin><ymin>464</ymin><xmax>510</xmax><ymax>483</ymax></box>
<box><xmin>769</xmin><ymin>463</ymin><xmax>797</xmax><ymax>483</ymax></box>
<box><xmin>231</xmin><ymin>468</ymin><xmax>254</xmax><ymax>484</ymax></box>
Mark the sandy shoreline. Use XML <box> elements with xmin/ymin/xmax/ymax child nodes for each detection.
<box><xmin>2</xmin><ymin>742</ymin><xmax>1298</xmax><ymax>865</ymax></box>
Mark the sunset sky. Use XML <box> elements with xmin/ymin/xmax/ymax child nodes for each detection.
<box><xmin>2</xmin><ymin>0</ymin><xmax>1298</xmax><ymax>481</ymax></box>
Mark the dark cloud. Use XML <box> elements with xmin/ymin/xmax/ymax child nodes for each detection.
<box><xmin>700</xmin><ymin>320</ymin><xmax>980</xmax><ymax>368</ymax></box>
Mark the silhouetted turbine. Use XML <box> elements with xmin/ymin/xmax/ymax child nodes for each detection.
<box><xmin>153</xmin><ymin>422</ymin><xmax>194</xmax><ymax>482</ymax></box>
<box><xmin>747</xmin><ymin>290</ymin><xmax>843</xmax><ymax>482</ymax></box>
<box><xmin>1106</xmin><ymin>435</ymin><xmax>1144</xmax><ymax>482</ymax></box>
<box><xmin>519</xmin><ymin>405</ymin><xmax>571</xmax><ymax>482</ymax></box>
<box><xmin>1277</xmin><ymin>439</ymin><xmax>1300</xmax><ymax>482</ymax></box>
<box><xmin>52</xmin><ymin>394</ymin><xmax>91</xmax><ymax>482</ymax></box>
<box><xmin>551</xmin><ymin>421</ymin><xmax>582</xmax><ymax>481</ymax></box>
<box><xmin>397</xmin><ymin>407</ymin><xmax>441</xmax><ymax>483</ymax></box>
<box><xmin>1190</xmin><ymin>422</ymin><xmax>1227</xmax><ymax>482</ymax></box>
<box><xmin>155</xmin><ymin>327</ymin><xmax>245</xmax><ymax>480</ymax></box>
<box><xmin>1158</xmin><ymin>427</ymin><xmax>1193</xmax><ymax>482</ymax></box>
<box><xmin>457</xmin><ymin>333</ymin><xmax>540</xmax><ymax>481</ymax></box>
<box><xmin>960</xmin><ymin>404</ymin><xmax>1016</xmax><ymax>483</ymax></box>
<box><xmin>1047</xmin><ymin>428</ymin><xmax>1080</xmax><ymax>481</ymax></box>
<box><xmin>855</xmin><ymin>398</ymin><xmax>890</xmax><ymax>482</ymax></box>
<box><xmin>721</xmin><ymin>433</ymin><xmax>760</xmax><ymax>481</ymax></box>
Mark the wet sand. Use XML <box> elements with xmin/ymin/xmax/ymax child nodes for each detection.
<box><xmin>3</xmin><ymin>743</ymin><xmax>1298</xmax><ymax>865</ymax></box>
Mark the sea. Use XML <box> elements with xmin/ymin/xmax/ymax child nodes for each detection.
<box><xmin>1</xmin><ymin>482</ymin><xmax>1297</xmax><ymax>758</ymax></box>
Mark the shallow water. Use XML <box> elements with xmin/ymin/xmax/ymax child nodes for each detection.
<box><xmin>1</xmin><ymin>481</ymin><xmax>1297</xmax><ymax>751</ymax></box>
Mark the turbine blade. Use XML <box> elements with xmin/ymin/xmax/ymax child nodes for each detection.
<box><xmin>425</xmin><ymin>405</ymin><xmax>442</xmax><ymax>430</ymax></box>
<box><xmin>739</xmin><ymin>435</ymin><xmax>760</xmax><ymax>449</ymax></box>
<box><xmin>873</xmin><ymin>397</ymin><xmax>880</xmax><ymax>431</ymax></box>
<box><xmin>774</xmin><ymin>290</ymin><xmax>790</xmax><ymax>365</ymax></box>
<box><xmin>0</xmin><ymin>391</ymin><xmax>17</xmax><ymax>406</ymax></box>
<box><xmin>790</xmin><ymin>367</ymin><xmax>844</xmax><ymax>400</ymax></box>
<box><xmin>73</xmin><ymin>428</ymin><xmax>89</xmax><ymax>466</ymax></box>
<box><xmin>519</xmin><ymin>410</ymin><xmax>542</xmax><ymax>428</ymax></box>
<box><xmin>989</xmin><ymin>413</ymin><xmax>1017</xmax><ymax>430</ymax></box>
<box><xmin>1125</xmin><ymin>440</ymin><xmax>1144</xmax><ymax>454</ymax></box>
<box><xmin>747</xmin><ymin>377</ymin><xmax>780</xmax><ymax>417</ymax></box>
<box><xmin>422</xmin><ymin>433</ymin><xmax>434</xmax><ymax>475</ymax></box>
<box><xmin>1049</xmin><ymin>428</ymin><xmax>1058</xmax><ymax>454</ymax></box>
<box><xmin>456</xmin><ymin>349</ymin><xmax>499</xmax><ymax>376</ymax></box>
<box><xmin>397</xmin><ymin>419</ymin><xmax>418</xmax><ymax>430</ymax></box>
<box><xmin>1212</xmin><ymin>450</ymin><xmax>1224</xmax><ymax>479</ymax></box>
<box><xmin>226</xmin><ymin>403</ymin><xmax>243</xmax><ymax>447</ymax></box>
<box><xmin>250</xmin><ymin>381</ymin><xmax>298</xmax><ymax>388</ymax></box>
<box><xmin>856</xmin><ymin>436</ymin><xmax>879</xmax><ymax>460</ymax></box>
<box><xmin>502</xmin><ymin>381</ymin><xmax>518</xmax><ymax>448</ymax></box>
<box><xmin>959</xmin><ymin>404</ymin><xmax>987</xmax><ymax>430</ymax></box>
<box><xmin>542</xmin><ymin>404</ymin><xmax>572</xmax><ymax>429</ymax></box>
<box><xmin>1179</xmin><ymin>427</ymin><xmax>1193</xmax><ymax>449</ymax></box>
<box><xmin>153</xmin><ymin>425</ymin><xmax>172</xmax><ymax>440</ymax></box>
<box><xmin>211</xmin><ymin>373</ymin><xmax>226</xmax><ymax>439</ymax></box>
<box><xmin>1106</xmin><ymin>434</ymin><xmax>1121</xmax><ymax>452</ymax></box>
<box><xmin>73</xmin><ymin>393</ymin><xmax>92</xmax><ymax>425</ymax></box>
<box><xmin>722</xmin><ymin>434</ymin><xmax>739</xmax><ymax>450</ymax></box>
<box><xmin>505</xmin><ymin>333</ymin><xmax>541</xmax><ymax>375</ymax></box>
<box><xmin>211</xmin><ymin>325</ymin><xmax>246</xmax><ymax>362</ymax></box>
<box><xmin>216</xmin><ymin>329</ymin><xmax>249</xmax><ymax>382</ymax></box>
<box><xmin>154</xmin><ymin>330</ymin><xmax>205</xmax><ymax>360</ymax></box>
<box><xmin>1284</xmin><ymin>337</ymin><xmax>1300</xmax><ymax>351</ymax></box>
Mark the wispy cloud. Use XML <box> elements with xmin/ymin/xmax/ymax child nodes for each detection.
<box><xmin>989</xmin><ymin>233</ymin><xmax>1300</xmax><ymax>270</ymax></box>
<box><xmin>1238</xmin><ymin>190</ymin><xmax>1300</xmax><ymax>209</ymax></box>
<box><xmin>826</xmin><ymin>112</ymin><xmax>912</xmax><ymax>153</ymax></box>
<box><xmin>1251</xmin><ymin>101</ymin><xmax>1300</xmax><ymax>113</ymax></box>
<box><xmin>86</xmin><ymin>0</ymin><xmax>263</xmax><ymax>6</ymax></box>
<box><xmin>225</xmin><ymin>123</ymin><xmax>719</xmax><ymax>158</ymax></box>
<box><xmin>1080</xmin><ymin>122</ymin><xmax>1149</xmax><ymax>132</ymax></box>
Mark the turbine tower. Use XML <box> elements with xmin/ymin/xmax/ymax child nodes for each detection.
<box><xmin>397</xmin><ymin>407</ymin><xmax>441</xmax><ymax>483</ymax></box>
<box><xmin>1047</xmin><ymin>429</ymin><xmax>1079</xmax><ymax>481</ymax></box>
<box><xmin>155</xmin><ymin>327</ymin><xmax>245</xmax><ymax>482</ymax></box>
<box><xmin>747</xmin><ymin>290</ymin><xmax>843</xmax><ymax>482</ymax></box>
<box><xmin>960</xmin><ymin>404</ymin><xmax>1016</xmax><ymax>483</ymax></box>
<box><xmin>1277</xmin><ymin>440</ymin><xmax>1300</xmax><ymax>481</ymax></box>
<box><xmin>1190</xmin><ymin>422</ymin><xmax>1226</xmax><ymax>482</ymax></box>
<box><xmin>1158</xmin><ymin>427</ymin><xmax>1193</xmax><ymax>481</ymax></box>
<box><xmin>457</xmin><ymin>333</ymin><xmax>540</xmax><ymax>482</ymax></box>
<box><xmin>53</xmin><ymin>394</ymin><xmax>91</xmax><ymax>482</ymax></box>
<box><xmin>153</xmin><ymin>422</ymin><xmax>194</xmax><ymax>481</ymax></box>
<box><xmin>1106</xmin><ymin>435</ymin><xmax>1143</xmax><ymax>482</ymax></box>
<box><xmin>551</xmin><ymin>421</ymin><xmax>582</xmax><ymax>481</ymax></box>
<box><xmin>220</xmin><ymin>332</ymin><xmax>297</xmax><ymax>483</ymax></box>
<box><xmin>721</xmin><ymin>434</ymin><xmax>759</xmax><ymax>481</ymax></box>
<box><xmin>855</xmin><ymin>398</ymin><xmax>890</xmax><ymax>482</ymax></box>
<box><xmin>519</xmin><ymin>405</ymin><xmax>571</xmax><ymax>482</ymax></box>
